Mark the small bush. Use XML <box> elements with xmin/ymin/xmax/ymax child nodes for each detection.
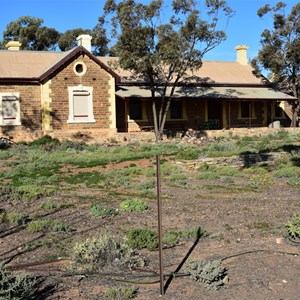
<box><xmin>103</xmin><ymin>287</ymin><xmax>138</xmax><ymax>299</ymax></box>
<box><xmin>287</xmin><ymin>176</ymin><xmax>300</xmax><ymax>187</ymax></box>
<box><xmin>27</xmin><ymin>218</ymin><xmax>73</xmax><ymax>233</ymax></box>
<box><xmin>0</xmin><ymin>264</ymin><xmax>40</xmax><ymax>300</ymax></box>
<box><xmin>120</xmin><ymin>199</ymin><xmax>148</xmax><ymax>212</ymax></box>
<box><xmin>90</xmin><ymin>204</ymin><xmax>118</xmax><ymax>218</ymax></box>
<box><xmin>184</xmin><ymin>260</ymin><xmax>228</xmax><ymax>291</ymax></box>
<box><xmin>39</xmin><ymin>200</ymin><xmax>59</xmax><ymax>210</ymax></box>
<box><xmin>176</xmin><ymin>148</ymin><xmax>200</xmax><ymax>160</ymax></box>
<box><xmin>248</xmin><ymin>174</ymin><xmax>274</xmax><ymax>190</ymax></box>
<box><xmin>286</xmin><ymin>213</ymin><xmax>300</xmax><ymax>240</ymax></box>
<box><xmin>72</xmin><ymin>235</ymin><xmax>145</xmax><ymax>271</ymax></box>
<box><xmin>126</xmin><ymin>228</ymin><xmax>158</xmax><ymax>251</ymax></box>
<box><xmin>29</xmin><ymin>135</ymin><xmax>59</xmax><ymax>147</ymax></box>
<box><xmin>6</xmin><ymin>212</ymin><xmax>29</xmax><ymax>225</ymax></box>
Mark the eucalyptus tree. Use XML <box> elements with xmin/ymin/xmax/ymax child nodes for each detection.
<box><xmin>252</xmin><ymin>2</ymin><xmax>300</xmax><ymax>127</ymax></box>
<box><xmin>2</xmin><ymin>16</ymin><xmax>60</xmax><ymax>51</ymax></box>
<box><xmin>102</xmin><ymin>0</ymin><xmax>234</xmax><ymax>141</ymax></box>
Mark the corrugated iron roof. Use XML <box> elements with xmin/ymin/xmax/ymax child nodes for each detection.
<box><xmin>0</xmin><ymin>50</ymin><xmax>63</xmax><ymax>78</ymax></box>
<box><xmin>116</xmin><ymin>85</ymin><xmax>297</xmax><ymax>100</ymax></box>
<box><xmin>98</xmin><ymin>57</ymin><xmax>264</xmax><ymax>84</ymax></box>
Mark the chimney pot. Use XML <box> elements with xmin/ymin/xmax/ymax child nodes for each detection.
<box><xmin>76</xmin><ymin>34</ymin><xmax>92</xmax><ymax>52</ymax></box>
<box><xmin>5</xmin><ymin>41</ymin><xmax>22</xmax><ymax>51</ymax></box>
<box><xmin>235</xmin><ymin>45</ymin><xmax>249</xmax><ymax>65</ymax></box>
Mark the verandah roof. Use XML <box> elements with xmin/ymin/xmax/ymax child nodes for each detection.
<box><xmin>116</xmin><ymin>85</ymin><xmax>296</xmax><ymax>101</ymax></box>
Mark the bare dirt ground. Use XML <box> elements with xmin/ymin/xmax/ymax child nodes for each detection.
<box><xmin>1</xmin><ymin>156</ymin><xmax>300</xmax><ymax>300</ymax></box>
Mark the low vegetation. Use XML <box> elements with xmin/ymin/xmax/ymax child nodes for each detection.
<box><xmin>0</xmin><ymin>130</ymin><xmax>299</xmax><ymax>297</ymax></box>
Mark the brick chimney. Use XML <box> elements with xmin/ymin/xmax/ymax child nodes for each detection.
<box><xmin>235</xmin><ymin>45</ymin><xmax>249</xmax><ymax>65</ymax></box>
<box><xmin>5</xmin><ymin>41</ymin><xmax>22</xmax><ymax>51</ymax></box>
<box><xmin>76</xmin><ymin>34</ymin><xmax>92</xmax><ymax>52</ymax></box>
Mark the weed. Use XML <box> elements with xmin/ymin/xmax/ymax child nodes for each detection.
<box><xmin>27</xmin><ymin>218</ymin><xmax>73</xmax><ymax>233</ymax></box>
<box><xmin>6</xmin><ymin>212</ymin><xmax>29</xmax><ymax>225</ymax></box>
<box><xmin>120</xmin><ymin>199</ymin><xmax>148</xmax><ymax>212</ymax></box>
<box><xmin>224</xmin><ymin>224</ymin><xmax>234</xmax><ymax>231</ymax></box>
<box><xmin>287</xmin><ymin>176</ymin><xmax>300</xmax><ymax>187</ymax></box>
<box><xmin>103</xmin><ymin>287</ymin><xmax>138</xmax><ymax>299</ymax></box>
<box><xmin>0</xmin><ymin>264</ymin><xmax>41</xmax><ymax>300</ymax></box>
<box><xmin>176</xmin><ymin>147</ymin><xmax>200</xmax><ymax>160</ymax></box>
<box><xmin>163</xmin><ymin>226</ymin><xmax>207</xmax><ymax>247</ymax></box>
<box><xmin>285</xmin><ymin>213</ymin><xmax>300</xmax><ymax>240</ymax></box>
<box><xmin>90</xmin><ymin>204</ymin><xmax>119</xmax><ymax>218</ymax></box>
<box><xmin>126</xmin><ymin>228</ymin><xmax>158</xmax><ymax>251</ymax></box>
<box><xmin>72</xmin><ymin>235</ymin><xmax>145</xmax><ymax>271</ymax></box>
<box><xmin>39</xmin><ymin>200</ymin><xmax>59</xmax><ymax>210</ymax></box>
<box><xmin>247</xmin><ymin>222</ymin><xmax>270</xmax><ymax>230</ymax></box>
<box><xmin>273</xmin><ymin>166</ymin><xmax>300</xmax><ymax>178</ymax></box>
<box><xmin>248</xmin><ymin>174</ymin><xmax>274</xmax><ymax>190</ymax></box>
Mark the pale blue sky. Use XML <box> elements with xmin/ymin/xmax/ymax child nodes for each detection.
<box><xmin>0</xmin><ymin>0</ymin><xmax>298</xmax><ymax>62</ymax></box>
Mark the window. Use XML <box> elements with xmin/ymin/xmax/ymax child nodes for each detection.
<box><xmin>73</xmin><ymin>62</ymin><xmax>87</xmax><ymax>76</ymax></box>
<box><xmin>0</xmin><ymin>93</ymin><xmax>21</xmax><ymax>126</ymax></box>
<box><xmin>68</xmin><ymin>86</ymin><xmax>95</xmax><ymax>123</ymax></box>
<box><xmin>129</xmin><ymin>100</ymin><xmax>142</xmax><ymax>120</ymax></box>
<box><xmin>239</xmin><ymin>101</ymin><xmax>255</xmax><ymax>119</ymax></box>
<box><xmin>170</xmin><ymin>101</ymin><xmax>182</xmax><ymax>119</ymax></box>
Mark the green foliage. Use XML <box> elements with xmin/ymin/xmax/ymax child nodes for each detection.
<box><xmin>184</xmin><ymin>260</ymin><xmax>228</xmax><ymax>291</ymax></box>
<box><xmin>72</xmin><ymin>235</ymin><xmax>145</xmax><ymax>271</ymax></box>
<box><xmin>6</xmin><ymin>212</ymin><xmax>29</xmax><ymax>225</ymax></box>
<box><xmin>273</xmin><ymin>166</ymin><xmax>300</xmax><ymax>178</ymax></box>
<box><xmin>254</xmin><ymin>1</ymin><xmax>300</xmax><ymax>126</ymax></box>
<box><xmin>27</xmin><ymin>218</ymin><xmax>73</xmax><ymax>233</ymax></box>
<box><xmin>287</xmin><ymin>176</ymin><xmax>300</xmax><ymax>187</ymax></box>
<box><xmin>103</xmin><ymin>287</ymin><xmax>138</xmax><ymax>299</ymax></box>
<box><xmin>176</xmin><ymin>148</ymin><xmax>200</xmax><ymax>160</ymax></box>
<box><xmin>163</xmin><ymin>226</ymin><xmax>207</xmax><ymax>247</ymax></box>
<box><xmin>90</xmin><ymin>204</ymin><xmax>119</xmax><ymax>218</ymax></box>
<box><xmin>0</xmin><ymin>264</ymin><xmax>40</xmax><ymax>300</ymax></box>
<box><xmin>126</xmin><ymin>228</ymin><xmax>158</xmax><ymax>251</ymax></box>
<box><xmin>3</xmin><ymin>16</ymin><xmax>60</xmax><ymax>51</ymax></box>
<box><xmin>248</xmin><ymin>174</ymin><xmax>274</xmax><ymax>190</ymax></box>
<box><xmin>119</xmin><ymin>199</ymin><xmax>148</xmax><ymax>212</ymax></box>
<box><xmin>0</xmin><ymin>184</ymin><xmax>55</xmax><ymax>202</ymax></box>
<box><xmin>29</xmin><ymin>135</ymin><xmax>59</xmax><ymax>147</ymax></box>
<box><xmin>39</xmin><ymin>200</ymin><xmax>59</xmax><ymax>210</ymax></box>
<box><xmin>65</xmin><ymin>171</ymin><xmax>106</xmax><ymax>187</ymax></box>
<box><xmin>286</xmin><ymin>213</ymin><xmax>300</xmax><ymax>240</ymax></box>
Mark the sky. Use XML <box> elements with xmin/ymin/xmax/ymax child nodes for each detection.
<box><xmin>0</xmin><ymin>0</ymin><xmax>299</xmax><ymax>62</ymax></box>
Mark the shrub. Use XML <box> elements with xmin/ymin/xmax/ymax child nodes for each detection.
<box><xmin>286</xmin><ymin>213</ymin><xmax>300</xmax><ymax>240</ymax></box>
<box><xmin>163</xmin><ymin>226</ymin><xmax>207</xmax><ymax>247</ymax></box>
<box><xmin>287</xmin><ymin>176</ymin><xmax>300</xmax><ymax>187</ymax></box>
<box><xmin>176</xmin><ymin>148</ymin><xmax>200</xmax><ymax>160</ymax></box>
<box><xmin>184</xmin><ymin>260</ymin><xmax>228</xmax><ymax>291</ymax></box>
<box><xmin>72</xmin><ymin>235</ymin><xmax>145</xmax><ymax>271</ymax></box>
<box><xmin>6</xmin><ymin>212</ymin><xmax>29</xmax><ymax>225</ymax></box>
<box><xmin>104</xmin><ymin>287</ymin><xmax>138</xmax><ymax>299</ymax></box>
<box><xmin>0</xmin><ymin>264</ymin><xmax>40</xmax><ymax>300</ymax></box>
<box><xmin>27</xmin><ymin>218</ymin><xmax>73</xmax><ymax>233</ymax></box>
<box><xmin>29</xmin><ymin>135</ymin><xmax>59</xmax><ymax>147</ymax></box>
<box><xmin>126</xmin><ymin>228</ymin><xmax>158</xmax><ymax>251</ymax></box>
<box><xmin>39</xmin><ymin>200</ymin><xmax>59</xmax><ymax>210</ymax></box>
<box><xmin>90</xmin><ymin>204</ymin><xmax>119</xmax><ymax>218</ymax></box>
<box><xmin>120</xmin><ymin>199</ymin><xmax>148</xmax><ymax>212</ymax></box>
<box><xmin>248</xmin><ymin>174</ymin><xmax>274</xmax><ymax>190</ymax></box>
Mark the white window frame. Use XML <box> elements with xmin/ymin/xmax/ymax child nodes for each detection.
<box><xmin>67</xmin><ymin>86</ymin><xmax>95</xmax><ymax>124</ymax></box>
<box><xmin>0</xmin><ymin>92</ymin><xmax>21</xmax><ymax>126</ymax></box>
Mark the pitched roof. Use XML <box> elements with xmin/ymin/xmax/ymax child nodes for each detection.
<box><xmin>0</xmin><ymin>47</ymin><xmax>120</xmax><ymax>83</ymax></box>
<box><xmin>0</xmin><ymin>50</ymin><xmax>62</xmax><ymax>78</ymax></box>
<box><xmin>98</xmin><ymin>57</ymin><xmax>264</xmax><ymax>85</ymax></box>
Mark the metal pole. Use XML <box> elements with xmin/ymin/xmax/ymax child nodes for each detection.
<box><xmin>156</xmin><ymin>154</ymin><xmax>164</xmax><ymax>296</ymax></box>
